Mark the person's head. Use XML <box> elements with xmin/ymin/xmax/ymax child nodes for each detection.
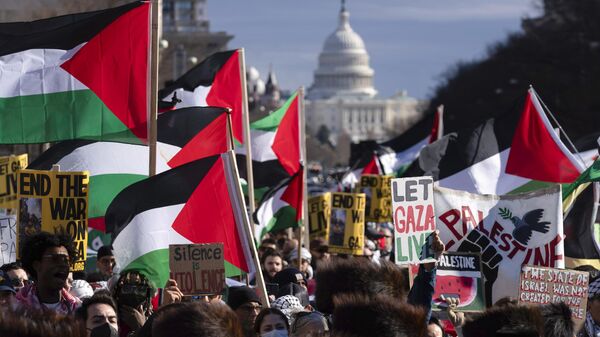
<box><xmin>76</xmin><ymin>291</ymin><xmax>118</xmax><ymax>337</ymax></box>
<box><xmin>0</xmin><ymin>307</ymin><xmax>86</xmax><ymax>337</ymax></box>
<box><xmin>309</xmin><ymin>238</ymin><xmax>329</xmax><ymax>265</ymax></box>
<box><xmin>271</xmin><ymin>295</ymin><xmax>305</xmax><ymax>326</ymax></box>
<box><xmin>96</xmin><ymin>246</ymin><xmax>116</xmax><ymax>277</ymax></box>
<box><xmin>227</xmin><ymin>286</ymin><xmax>263</xmax><ymax>334</ymax></box>
<box><xmin>540</xmin><ymin>302</ymin><xmax>573</xmax><ymax>337</ymax></box>
<box><xmin>262</xmin><ymin>250</ymin><xmax>284</xmax><ymax>278</ymax></box>
<box><xmin>0</xmin><ymin>262</ymin><xmax>29</xmax><ymax>291</ymax></box>
<box><xmin>152</xmin><ymin>302</ymin><xmax>242</xmax><ymax>337</ymax></box>
<box><xmin>255</xmin><ymin>308</ymin><xmax>289</xmax><ymax>337</ymax></box>
<box><xmin>273</xmin><ymin>268</ymin><xmax>307</xmax><ymax>290</ymax></box>
<box><xmin>587</xmin><ymin>277</ymin><xmax>600</xmax><ymax>325</ymax></box>
<box><xmin>259</xmin><ymin>238</ymin><xmax>278</xmax><ymax>259</ymax></box>
<box><xmin>379</xmin><ymin>227</ymin><xmax>393</xmax><ymax>253</ymax></box>
<box><xmin>112</xmin><ymin>270</ymin><xmax>153</xmax><ymax>311</ymax></box>
<box><xmin>290</xmin><ymin>311</ymin><xmax>329</xmax><ymax>337</ymax></box>
<box><xmin>462</xmin><ymin>303</ymin><xmax>544</xmax><ymax>337</ymax></box>
<box><xmin>0</xmin><ymin>270</ymin><xmax>16</xmax><ymax>306</ymax></box>
<box><xmin>288</xmin><ymin>248</ymin><xmax>312</xmax><ymax>274</ymax></box>
<box><xmin>20</xmin><ymin>231</ymin><xmax>77</xmax><ymax>292</ymax></box>
<box><xmin>277</xmin><ymin>283</ymin><xmax>310</xmax><ymax>309</ymax></box>
<box><xmin>427</xmin><ymin>317</ymin><xmax>446</xmax><ymax>337</ymax></box>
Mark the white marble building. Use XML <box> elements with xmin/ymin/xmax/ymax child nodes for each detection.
<box><xmin>306</xmin><ymin>3</ymin><xmax>425</xmax><ymax>144</ymax></box>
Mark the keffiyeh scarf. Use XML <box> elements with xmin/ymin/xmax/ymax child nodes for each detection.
<box><xmin>15</xmin><ymin>283</ymin><xmax>81</xmax><ymax>315</ymax></box>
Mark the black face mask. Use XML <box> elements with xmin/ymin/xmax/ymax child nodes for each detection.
<box><xmin>118</xmin><ymin>292</ymin><xmax>147</xmax><ymax>308</ymax></box>
<box><xmin>89</xmin><ymin>323</ymin><xmax>118</xmax><ymax>337</ymax></box>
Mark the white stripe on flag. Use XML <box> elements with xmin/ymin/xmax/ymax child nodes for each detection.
<box><xmin>379</xmin><ymin>136</ymin><xmax>429</xmax><ymax>174</ymax></box>
<box><xmin>163</xmin><ymin>85</ymin><xmax>211</xmax><ymax>108</ymax></box>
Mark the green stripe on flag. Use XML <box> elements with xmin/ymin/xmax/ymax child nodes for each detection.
<box><xmin>260</xmin><ymin>205</ymin><xmax>300</xmax><ymax>238</ymax></box>
<box><xmin>250</xmin><ymin>92</ymin><xmax>297</xmax><ymax>132</ymax></box>
<box><xmin>0</xmin><ymin>89</ymin><xmax>140</xmax><ymax>144</ymax></box>
<box><xmin>508</xmin><ymin>180</ymin><xmax>552</xmax><ymax>195</ymax></box>
<box><xmin>122</xmin><ymin>249</ymin><xmax>246</xmax><ymax>289</ymax></box>
<box><xmin>88</xmin><ymin>174</ymin><xmax>147</xmax><ymax>218</ymax></box>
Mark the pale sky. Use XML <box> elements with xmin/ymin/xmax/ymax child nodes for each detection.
<box><xmin>209</xmin><ymin>0</ymin><xmax>540</xmax><ymax>99</ymax></box>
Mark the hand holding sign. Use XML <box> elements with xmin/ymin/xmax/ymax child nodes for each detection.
<box><xmin>161</xmin><ymin>278</ymin><xmax>184</xmax><ymax>307</ymax></box>
<box><xmin>423</xmin><ymin>230</ymin><xmax>445</xmax><ymax>271</ymax></box>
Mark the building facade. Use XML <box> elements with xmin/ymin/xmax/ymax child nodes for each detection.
<box><xmin>306</xmin><ymin>4</ymin><xmax>424</xmax><ymax>144</ymax></box>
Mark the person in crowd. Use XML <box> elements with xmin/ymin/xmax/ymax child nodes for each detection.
<box><xmin>289</xmin><ymin>311</ymin><xmax>329</xmax><ymax>337</ymax></box>
<box><xmin>258</xmin><ymin>238</ymin><xmax>278</xmax><ymax>259</ymax></box>
<box><xmin>540</xmin><ymin>302</ymin><xmax>573</xmax><ymax>337</ymax></box>
<box><xmin>282</xmin><ymin>239</ymin><xmax>298</xmax><ymax>261</ymax></box>
<box><xmin>271</xmin><ymin>295</ymin><xmax>305</xmax><ymax>326</ymax></box>
<box><xmin>427</xmin><ymin>316</ymin><xmax>447</xmax><ymax>337</ymax></box>
<box><xmin>0</xmin><ymin>270</ymin><xmax>16</xmax><ymax>306</ymax></box>
<box><xmin>17</xmin><ymin>231</ymin><xmax>81</xmax><ymax>314</ymax></box>
<box><xmin>76</xmin><ymin>290</ymin><xmax>119</xmax><ymax>337</ymax></box>
<box><xmin>273</xmin><ymin>267</ymin><xmax>307</xmax><ymax>290</ymax></box>
<box><xmin>308</xmin><ymin>238</ymin><xmax>329</xmax><ymax>271</ymax></box>
<box><xmin>378</xmin><ymin>226</ymin><xmax>394</xmax><ymax>261</ymax></box>
<box><xmin>152</xmin><ymin>302</ymin><xmax>243</xmax><ymax>337</ymax></box>
<box><xmin>88</xmin><ymin>246</ymin><xmax>116</xmax><ymax>282</ymax></box>
<box><xmin>331</xmin><ymin>293</ymin><xmax>427</xmax><ymax>337</ymax></box>
<box><xmin>0</xmin><ymin>307</ymin><xmax>86</xmax><ymax>337</ymax></box>
<box><xmin>112</xmin><ymin>270</ymin><xmax>154</xmax><ymax>337</ymax></box>
<box><xmin>288</xmin><ymin>247</ymin><xmax>313</xmax><ymax>280</ymax></box>
<box><xmin>227</xmin><ymin>286</ymin><xmax>263</xmax><ymax>337</ymax></box>
<box><xmin>461</xmin><ymin>303</ymin><xmax>544</xmax><ymax>337</ymax></box>
<box><xmin>277</xmin><ymin>283</ymin><xmax>310</xmax><ymax>310</ymax></box>
<box><xmin>0</xmin><ymin>261</ymin><xmax>29</xmax><ymax>291</ymax></box>
<box><xmin>262</xmin><ymin>250</ymin><xmax>284</xmax><ymax>283</ymax></box>
<box><xmin>70</xmin><ymin>279</ymin><xmax>95</xmax><ymax>300</ymax></box>
<box><xmin>581</xmin><ymin>277</ymin><xmax>600</xmax><ymax>337</ymax></box>
<box><xmin>65</xmin><ymin>271</ymin><xmax>74</xmax><ymax>292</ymax></box>
<box><xmin>255</xmin><ymin>307</ymin><xmax>290</xmax><ymax>337</ymax></box>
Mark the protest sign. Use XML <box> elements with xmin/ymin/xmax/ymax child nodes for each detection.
<box><xmin>308</xmin><ymin>193</ymin><xmax>331</xmax><ymax>239</ymax></box>
<box><xmin>392</xmin><ymin>177</ymin><xmax>436</xmax><ymax>264</ymax></box>
<box><xmin>0</xmin><ymin>154</ymin><xmax>28</xmax><ymax>209</ymax></box>
<box><xmin>410</xmin><ymin>252</ymin><xmax>485</xmax><ymax>312</ymax></box>
<box><xmin>355</xmin><ymin>175</ymin><xmax>392</xmax><ymax>223</ymax></box>
<box><xmin>169</xmin><ymin>243</ymin><xmax>225</xmax><ymax>295</ymax></box>
<box><xmin>328</xmin><ymin>193</ymin><xmax>365</xmax><ymax>255</ymax></box>
<box><xmin>17</xmin><ymin>169</ymin><xmax>89</xmax><ymax>271</ymax></box>
<box><xmin>0</xmin><ymin>209</ymin><xmax>17</xmax><ymax>265</ymax></box>
<box><xmin>434</xmin><ymin>185</ymin><xmax>564</xmax><ymax>305</ymax></box>
<box><xmin>518</xmin><ymin>265</ymin><xmax>588</xmax><ymax>326</ymax></box>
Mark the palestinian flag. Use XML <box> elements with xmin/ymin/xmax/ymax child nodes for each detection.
<box><xmin>404</xmin><ymin>88</ymin><xmax>585</xmax><ymax>195</ymax></box>
<box><xmin>254</xmin><ymin>168</ymin><xmax>304</xmax><ymax>240</ymax></box>
<box><xmin>28</xmin><ymin>107</ymin><xmax>229</xmax><ymax>231</ymax></box>
<box><xmin>105</xmin><ymin>152</ymin><xmax>255</xmax><ymax>287</ymax></box>
<box><xmin>0</xmin><ymin>2</ymin><xmax>150</xmax><ymax>144</ymax></box>
<box><xmin>342</xmin><ymin>105</ymin><xmax>444</xmax><ymax>186</ymax></box>
<box><xmin>236</xmin><ymin>92</ymin><xmax>302</xmax><ymax>196</ymax></box>
<box><xmin>159</xmin><ymin>50</ymin><xmax>245</xmax><ymax>144</ymax></box>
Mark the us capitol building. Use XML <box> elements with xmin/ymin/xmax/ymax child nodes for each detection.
<box><xmin>306</xmin><ymin>3</ymin><xmax>425</xmax><ymax>144</ymax></box>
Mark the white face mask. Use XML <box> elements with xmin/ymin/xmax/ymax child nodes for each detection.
<box><xmin>261</xmin><ymin>329</ymin><xmax>289</xmax><ymax>337</ymax></box>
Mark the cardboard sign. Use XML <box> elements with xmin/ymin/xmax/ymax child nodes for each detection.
<box><xmin>308</xmin><ymin>193</ymin><xmax>331</xmax><ymax>239</ymax></box>
<box><xmin>355</xmin><ymin>175</ymin><xmax>392</xmax><ymax>223</ymax></box>
<box><xmin>519</xmin><ymin>265</ymin><xmax>589</xmax><ymax>326</ymax></box>
<box><xmin>17</xmin><ymin>169</ymin><xmax>89</xmax><ymax>271</ymax></box>
<box><xmin>0</xmin><ymin>154</ymin><xmax>28</xmax><ymax>209</ymax></box>
<box><xmin>410</xmin><ymin>252</ymin><xmax>485</xmax><ymax>312</ymax></box>
<box><xmin>0</xmin><ymin>209</ymin><xmax>17</xmax><ymax>265</ymax></box>
<box><xmin>328</xmin><ymin>193</ymin><xmax>365</xmax><ymax>255</ymax></box>
<box><xmin>169</xmin><ymin>243</ymin><xmax>225</xmax><ymax>295</ymax></box>
<box><xmin>391</xmin><ymin>177</ymin><xmax>436</xmax><ymax>264</ymax></box>
<box><xmin>434</xmin><ymin>185</ymin><xmax>564</xmax><ymax>305</ymax></box>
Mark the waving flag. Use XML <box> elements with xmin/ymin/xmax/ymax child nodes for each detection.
<box><xmin>0</xmin><ymin>2</ymin><xmax>150</xmax><ymax>144</ymax></box>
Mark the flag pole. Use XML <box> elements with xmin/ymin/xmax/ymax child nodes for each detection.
<box><xmin>298</xmin><ymin>87</ymin><xmax>310</xmax><ymax>263</ymax></box>
<box><xmin>239</xmin><ymin>49</ymin><xmax>257</xmax><ymax>235</ymax></box>
<box><xmin>225</xmin><ymin>108</ymin><xmax>234</xmax><ymax>151</ymax></box>
<box><xmin>148</xmin><ymin>0</ymin><xmax>162</xmax><ymax>177</ymax></box>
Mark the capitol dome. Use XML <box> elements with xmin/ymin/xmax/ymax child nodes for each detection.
<box><xmin>308</xmin><ymin>3</ymin><xmax>377</xmax><ymax>100</ymax></box>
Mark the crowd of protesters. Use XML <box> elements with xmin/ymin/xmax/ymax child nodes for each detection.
<box><xmin>1</xmin><ymin>229</ymin><xmax>600</xmax><ymax>337</ymax></box>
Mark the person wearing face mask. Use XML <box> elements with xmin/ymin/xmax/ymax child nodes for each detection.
<box><xmin>112</xmin><ymin>270</ymin><xmax>154</xmax><ymax>337</ymax></box>
<box><xmin>76</xmin><ymin>291</ymin><xmax>119</xmax><ymax>337</ymax></box>
<box><xmin>255</xmin><ymin>308</ymin><xmax>290</xmax><ymax>337</ymax></box>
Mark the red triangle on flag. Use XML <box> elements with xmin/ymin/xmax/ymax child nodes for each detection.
<box><xmin>281</xmin><ymin>168</ymin><xmax>304</xmax><ymax>222</ymax></box>
<box><xmin>362</xmin><ymin>154</ymin><xmax>380</xmax><ymax>175</ymax></box>
<box><xmin>171</xmin><ymin>156</ymin><xmax>250</xmax><ymax>272</ymax></box>
<box><xmin>61</xmin><ymin>4</ymin><xmax>150</xmax><ymax>141</ymax></box>
<box><xmin>272</xmin><ymin>94</ymin><xmax>301</xmax><ymax>175</ymax></box>
<box><xmin>506</xmin><ymin>90</ymin><xmax>581</xmax><ymax>183</ymax></box>
<box><xmin>167</xmin><ymin>114</ymin><xmax>228</xmax><ymax>168</ymax></box>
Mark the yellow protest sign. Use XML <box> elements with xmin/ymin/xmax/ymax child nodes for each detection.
<box><xmin>0</xmin><ymin>154</ymin><xmax>28</xmax><ymax>209</ymax></box>
<box><xmin>355</xmin><ymin>174</ymin><xmax>392</xmax><ymax>223</ymax></box>
<box><xmin>17</xmin><ymin>169</ymin><xmax>89</xmax><ymax>271</ymax></box>
<box><xmin>328</xmin><ymin>192</ymin><xmax>365</xmax><ymax>255</ymax></box>
<box><xmin>308</xmin><ymin>193</ymin><xmax>331</xmax><ymax>239</ymax></box>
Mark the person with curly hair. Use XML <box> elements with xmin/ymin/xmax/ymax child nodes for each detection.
<box><xmin>16</xmin><ymin>231</ymin><xmax>81</xmax><ymax>315</ymax></box>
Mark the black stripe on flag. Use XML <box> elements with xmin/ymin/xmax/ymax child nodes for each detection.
<box><xmin>157</xmin><ymin>106</ymin><xmax>228</xmax><ymax>148</ymax></box>
<box><xmin>158</xmin><ymin>50</ymin><xmax>237</xmax><ymax>100</ymax></box>
<box><xmin>234</xmin><ymin>154</ymin><xmax>291</xmax><ymax>190</ymax></box>
<box><xmin>0</xmin><ymin>1</ymin><xmax>144</xmax><ymax>57</ymax></box>
<box><xmin>27</xmin><ymin>140</ymin><xmax>97</xmax><ymax>170</ymax></box>
<box><xmin>105</xmin><ymin>154</ymin><xmax>220</xmax><ymax>235</ymax></box>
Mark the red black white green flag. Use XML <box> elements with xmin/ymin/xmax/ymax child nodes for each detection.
<box><xmin>105</xmin><ymin>152</ymin><xmax>255</xmax><ymax>287</ymax></box>
<box><xmin>0</xmin><ymin>2</ymin><xmax>150</xmax><ymax>144</ymax></box>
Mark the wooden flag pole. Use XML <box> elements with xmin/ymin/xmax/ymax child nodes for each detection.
<box><xmin>148</xmin><ymin>0</ymin><xmax>162</xmax><ymax>177</ymax></box>
<box><xmin>299</xmin><ymin>87</ymin><xmax>310</xmax><ymax>253</ymax></box>
<box><xmin>238</xmin><ymin>49</ymin><xmax>257</xmax><ymax>233</ymax></box>
<box><xmin>225</xmin><ymin>108</ymin><xmax>234</xmax><ymax>151</ymax></box>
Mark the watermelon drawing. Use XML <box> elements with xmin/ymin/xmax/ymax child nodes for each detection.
<box><xmin>433</xmin><ymin>275</ymin><xmax>478</xmax><ymax>308</ymax></box>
